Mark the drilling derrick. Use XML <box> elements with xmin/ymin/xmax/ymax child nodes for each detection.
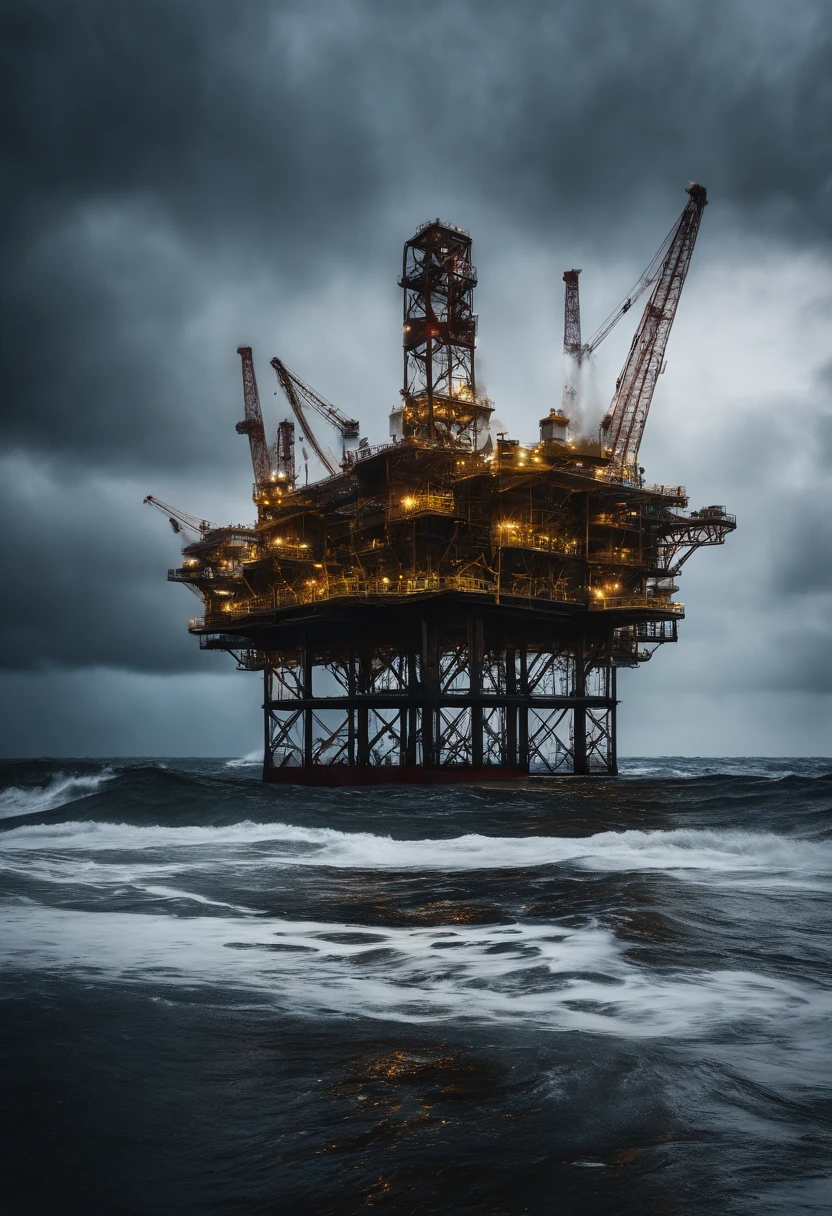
<box><xmin>275</xmin><ymin>419</ymin><xmax>296</xmax><ymax>487</ymax></box>
<box><xmin>393</xmin><ymin>220</ymin><xmax>492</xmax><ymax>447</ymax></box>
<box><xmin>152</xmin><ymin>187</ymin><xmax>736</xmax><ymax>784</ymax></box>
<box><xmin>562</xmin><ymin>268</ymin><xmax>582</xmax><ymax>414</ymax></box>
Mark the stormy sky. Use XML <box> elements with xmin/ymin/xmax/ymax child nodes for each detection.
<box><xmin>3</xmin><ymin>0</ymin><xmax>831</xmax><ymax>756</ymax></box>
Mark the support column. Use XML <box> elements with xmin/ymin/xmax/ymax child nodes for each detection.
<box><xmin>469</xmin><ymin>614</ymin><xmax>483</xmax><ymax>770</ymax></box>
<box><xmin>518</xmin><ymin>643</ymin><xmax>529</xmax><ymax>773</ymax></box>
<box><xmin>406</xmin><ymin>645</ymin><xmax>419</xmax><ymax>766</ymax></box>
<box><xmin>347</xmin><ymin>646</ymin><xmax>356</xmax><ymax>765</ymax></box>
<box><xmin>303</xmin><ymin>640</ymin><xmax>313</xmax><ymax>768</ymax></box>
<box><xmin>505</xmin><ymin>645</ymin><xmax>517</xmax><ymax>768</ymax></box>
<box><xmin>572</xmin><ymin>635</ymin><xmax>588</xmax><ymax>775</ymax></box>
<box><xmin>357</xmin><ymin>645</ymin><xmax>370</xmax><ymax>766</ymax></box>
<box><xmin>609</xmin><ymin>666</ymin><xmax>618</xmax><ymax>775</ymax></box>
<box><xmin>420</xmin><ymin>617</ymin><xmax>437</xmax><ymax>766</ymax></box>
<box><xmin>262</xmin><ymin>667</ymin><xmax>273</xmax><ymax>778</ymax></box>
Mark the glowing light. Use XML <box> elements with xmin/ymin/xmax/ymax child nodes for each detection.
<box><xmin>402</xmin><ymin>496</ymin><xmax>415</xmax><ymax>508</ymax></box>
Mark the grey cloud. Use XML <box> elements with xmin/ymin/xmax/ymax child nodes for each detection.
<box><xmin>4</xmin><ymin>0</ymin><xmax>832</xmax><ymax>473</ymax></box>
<box><xmin>2</xmin><ymin>0</ymin><xmax>831</xmax><ymax>743</ymax></box>
<box><xmin>0</xmin><ymin>459</ymin><xmax>228</xmax><ymax>673</ymax></box>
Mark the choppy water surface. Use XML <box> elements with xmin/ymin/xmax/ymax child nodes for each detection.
<box><xmin>2</xmin><ymin>756</ymin><xmax>831</xmax><ymax>1214</ymax></box>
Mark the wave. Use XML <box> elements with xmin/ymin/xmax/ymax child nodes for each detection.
<box><xmin>0</xmin><ymin>770</ymin><xmax>115</xmax><ymax>820</ymax></box>
<box><xmin>2</xmin><ymin>902</ymin><xmax>827</xmax><ymax>1039</ymax></box>
<box><xmin>619</xmin><ymin>759</ymin><xmax>832</xmax><ymax>781</ymax></box>
<box><xmin>224</xmin><ymin>750</ymin><xmax>262</xmax><ymax>769</ymax></box>
<box><xmin>3</xmin><ymin>820</ymin><xmax>830</xmax><ymax>885</ymax></box>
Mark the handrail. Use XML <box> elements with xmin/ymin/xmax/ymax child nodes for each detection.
<box><xmin>590</xmin><ymin>596</ymin><xmax>684</xmax><ymax>613</ymax></box>
<box><xmin>388</xmin><ymin>492</ymin><xmax>457</xmax><ymax>520</ymax></box>
<box><xmin>345</xmin><ymin>442</ymin><xmax>395</xmax><ymax>466</ymax></box>
<box><xmin>493</xmin><ymin>524</ymin><xmax>580</xmax><ymax>556</ymax></box>
<box><xmin>187</xmin><ymin>574</ymin><xmax>585</xmax><ymax>630</ymax></box>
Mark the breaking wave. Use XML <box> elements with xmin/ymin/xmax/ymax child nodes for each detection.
<box><xmin>0</xmin><ymin>770</ymin><xmax>115</xmax><ymax>820</ymax></box>
<box><xmin>224</xmin><ymin>749</ymin><xmax>262</xmax><ymax>769</ymax></box>
<box><xmin>2</xmin><ymin>819</ymin><xmax>830</xmax><ymax>887</ymax></box>
<box><xmin>2</xmin><ymin>902</ymin><xmax>826</xmax><ymax>1039</ymax></box>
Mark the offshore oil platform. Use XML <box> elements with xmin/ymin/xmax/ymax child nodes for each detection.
<box><xmin>148</xmin><ymin>183</ymin><xmax>735</xmax><ymax>783</ymax></box>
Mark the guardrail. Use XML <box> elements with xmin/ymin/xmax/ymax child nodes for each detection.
<box><xmin>589</xmin><ymin>597</ymin><xmax>684</xmax><ymax>613</ymax></box>
<box><xmin>187</xmin><ymin>575</ymin><xmax>587</xmax><ymax>630</ymax></box>
<box><xmin>268</xmin><ymin>540</ymin><xmax>314</xmax><ymax>559</ymax></box>
<box><xmin>388</xmin><ymin>493</ymin><xmax>457</xmax><ymax>520</ymax></box>
<box><xmin>345</xmin><ymin>442</ymin><xmax>395</xmax><ymax>466</ymax></box>
<box><xmin>493</xmin><ymin>525</ymin><xmax>580</xmax><ymax>556</ymax></box>
<box><xmin>587</xmin><ymin>551</ymin><xmax>644</xmax><ymax>566</ymax></box>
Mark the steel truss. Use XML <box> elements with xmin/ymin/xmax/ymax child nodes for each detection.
<box><xmin>262</xmin><ymin>615</ymin><xmax>616</xmax><ymax>784</ymax></box>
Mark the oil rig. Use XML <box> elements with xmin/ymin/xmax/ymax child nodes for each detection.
<box><xmin>148</xmin><ymin>183</ymin><xmax>735</xmax><ymax>783</ymax></box>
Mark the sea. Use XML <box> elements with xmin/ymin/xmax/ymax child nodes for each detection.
<box><xmin>1</xmin><ymin>756</ymin><xmax>831</xmax><ymax>1215</ymax></box>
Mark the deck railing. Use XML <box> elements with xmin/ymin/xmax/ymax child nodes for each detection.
<box><xmin>589</xmin><ymin>596</ymin><xmax>685</xmax><ymax>613</ymax></box>
<box><xmin>388</xmin><ymin>493</ymin><xmax>457</xmax><ymax>520</ymax></box>
<box><xmin>187</xmin><ymin>575</ymin><xmax>585</xmax><ymax>630</ymax></box>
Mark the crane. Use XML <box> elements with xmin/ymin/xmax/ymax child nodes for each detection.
<box><xmin>559</xmin><ymin>196</ymin><xmax>696</xmax><ymax>406</ymax></box>
<box><xmin>143</xmin><ymin>496</ymin><xmax>216</xmax><ymax>536</ymax></box>
<box><xmin>271</xmin><ymin>358</ymin><xmax>359</xmax><ymax>478</ymax></box>
<box><xmin>236</xmin><ymin>346</ymin><xmax>272</xmax><ymax>485</ymax></box>
<box><xmin>601</xmin><ymin>183</ymin><xmax>708</xmax><ymax>478</ymax></box>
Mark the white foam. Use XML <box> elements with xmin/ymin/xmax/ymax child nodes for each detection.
<box><xmin>3</xmin><ymin>820</ymin><xmax>829</xmax><ymax>888</ymax></box>
<box><xmin>618</xmin><ymin>759</ymin><xmax>817</xmax><ymax>779</ymax></box>
<box><xmin>0</xmin><ymin>770</ymin><xmax>115</xmax><ymax>820</ymax></box>
<box><xmin>1</xmin><ymin>901</ymin><xmax>827</xmax><ymax>1039</ymax></box>
<box><xmin>224</xmin><ymin>749</ymin><xmax>262</xmax><ymax>769</ymax></box>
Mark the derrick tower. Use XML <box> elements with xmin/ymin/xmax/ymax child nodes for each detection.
<box><xmin>394</xmin><ymin>220</ymin><xmax>492</xmax><ymax>447</ymax></box>
<box><xmin>149</xmin><ymin>187</ymin><xmax>735</xmax><ymax>784</ymax></box>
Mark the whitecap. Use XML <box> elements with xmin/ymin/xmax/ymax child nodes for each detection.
<box><xmin>224</xmin><ymin>750</ymin><xmax>262</xmax><ymax>769</ymax></box>
<box><xmin>0</xmin><ymin>770</ymin><xmax>115</xmax><ymax>820</ymax></box>
<box><xmin>3</xmin><ymin>820</ymin><xmax>830</xmax><ymax>889</ymax></box>
<box><xmin>1</xmin><ymin>902</ymin><xmax>828</xmax><ymax>1040</ymax></box>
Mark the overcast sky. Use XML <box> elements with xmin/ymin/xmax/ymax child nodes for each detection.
<box><xmin>3</xmin><ymin>0</ymin><xmax>831</xmax><ymax>756</ymax></box>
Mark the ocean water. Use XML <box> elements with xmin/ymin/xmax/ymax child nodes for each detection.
<box><xmin>1</xmin><ymin>757</ymin><xmax>831</xmax><ymax>1215</ymax></box>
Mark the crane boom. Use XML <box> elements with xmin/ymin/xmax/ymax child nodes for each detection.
<box><xmin>143</xmin><ymin>496</ymin><xmax>216</xmax><ymax>535</ymax></box>
<box><xmin>235</xmin><ymin>347</ymin><xmax>272</xmax><ymax>485</ymax></box>
<box><xmin>271</xmin><ymin>359</ymin><xmax>339</xmax><ymax>476</ymax></box>
<box><xmin>581</xmin><ymin>214</ymin><xmax>679</xmax><ymax>357</ymax></box>
<box><xmin>601</xmin><ymin>183</ymin><xmax>708</xmax><ymax>478</ymax></box>
<box><xmin>270</xmin><ymin>359</ymin><xmax>359</xmax><ymax>439</ymax></box>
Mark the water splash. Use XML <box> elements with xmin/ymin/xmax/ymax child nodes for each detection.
<box><xmin>0</xmin><ymin>769</ymin><xmax>115</xmax><ymax>820</ymax></box>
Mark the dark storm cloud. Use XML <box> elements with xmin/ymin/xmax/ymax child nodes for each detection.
<box><xmin>3</xmin><ymin>0</ymin><xmax>831</xmax><ymax>470</ymax></box>
<box><xmin>0</xmin><ymin>458</ymin><xmax>227</xmax><ymax>673</ymax></box>
<box><xmin>2</xmin><ymin>0</ymin><xmax>831</xmax><ymax>714</ymax></box>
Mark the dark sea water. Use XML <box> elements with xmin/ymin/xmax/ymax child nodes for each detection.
<box><xmin>2</xmin><ymin>756</ymin><xmax>831</xmax><ymax>1215</ymax></box>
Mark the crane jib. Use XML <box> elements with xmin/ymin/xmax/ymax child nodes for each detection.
<box><xmin>602</xmin><ymin>185</ymin><xmax>708</xmax><ymax>477</ymax></box>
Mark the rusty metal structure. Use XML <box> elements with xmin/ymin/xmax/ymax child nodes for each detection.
<box><xmin>149</xmin><ymin>186</ymin><xmax>735</xmax><ymax>783</ymax></box>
